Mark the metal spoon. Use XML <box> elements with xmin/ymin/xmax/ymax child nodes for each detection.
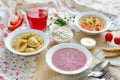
<box><xmin>76</xmin><ymin>61</ymin><xmax>110</xmax><ymax>80</ymax></box>
<box><xmin>88</xmin><ymin>60</ymin><xmax>110</xmax><ymax>78</ymax></box>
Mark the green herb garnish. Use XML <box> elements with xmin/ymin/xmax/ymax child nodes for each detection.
<box><xmin>50</xmin><ymin>17</ymin><xmax>53</xmax><ymax>20</ymax></box>
<box><xmin>64</xmin><ymin>17</ymin><xmax>66</xmax><ymax>19</ymax></box>
<box><xmin>49</xmin><ymin>23</ymin><xmax>52</xmax><ymax>26</ymax></box>
<box><xmin>73</xmin><ymin>20</ymin><xmax>74</xmax><ymax>22</ymax></box>
<box><xmin>73</xmin><ymin>16</ymin><xmax>75</xmax><ymax>19</ymax></box>
<box><xmin>54</xmin><ymin>18</ymin><xmax>66</xmax><ymax>27</ymax></box>
<box><xmin>67</xmin><ymin>19</ymin><xmax>69</xmax><ymax>21</ymax></box>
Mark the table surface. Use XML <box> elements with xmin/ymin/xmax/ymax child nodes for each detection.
<box><xmin>1</xmin><ymin>0</ymin><xmax>120</xmax><ymax>80</ymax></box>
<box><xmin>32</xmin><ymin>31</ymin><xmax>120</xmax><ymax>80</ymax></box>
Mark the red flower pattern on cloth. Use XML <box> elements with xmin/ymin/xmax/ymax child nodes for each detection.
<box><xmin>0</xmin><ymin>76</ymin><xmax>3</xmax><ymax>79</ymax></box>
<box><xmin>0</xmin><ymin>51</ymin><xmax>36</xmax><ymax>80</ymax></box>
<box><xmin>48</xmin><ymin>1</ymin><xmax>54</xmax><ymax>5</ymax></box>
<box><xmin>0</xmin><ymin>24</ymin><xmax>4</xmax><ymax>30</ymax></box>
<box><xmin>17</xmin><ymin>2</ymin><xmax>23</xmax><ymax>6</ymax></box>
<box><xmin>0</xmin><ymin>41</ymin><xmax>4</xmax><ymax>48</ymax></box>
<box><xmin>3</xmin><ymin>32</ymin><xmax>8</xmax><ymax>38</ymax></box>
<box><xmin>70</xmin><ymin>5</ymin><xmax>75</xmax><ymax>10</ymax></box>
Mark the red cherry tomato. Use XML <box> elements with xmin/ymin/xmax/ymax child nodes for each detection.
<box><xmin>105</xmin><ymin>32</ymin><xmax>113</xmax><ymax>42</ymax></box>
<box><xmin>114</xmin><ymin>37</ymin><xmax>120</xmax><ymax>45</ymax></box>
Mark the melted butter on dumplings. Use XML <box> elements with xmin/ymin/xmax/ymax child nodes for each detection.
<box><xmin>12</xmin><ymin>32</ymin><xmax>44</xmax><ymax>53</ymax></box>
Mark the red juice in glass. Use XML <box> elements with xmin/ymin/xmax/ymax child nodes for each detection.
<box><xmin>26</xmin><ymin>8</ymin><xmax>48</xmax><ymax>31</ymax></box>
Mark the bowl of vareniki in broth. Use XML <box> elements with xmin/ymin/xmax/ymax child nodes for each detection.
<box><xmin>5</xmin><ymin>29</ymin><xmax>49</xmax><ymax>56</ymax></box>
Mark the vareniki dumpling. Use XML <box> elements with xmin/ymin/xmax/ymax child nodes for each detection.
<box><xmin>12</xmin><ymin>37</ymin><xmax>27</xmax><ymax>52</ymax></box>
<box><xmin>35</xmin><ymin>35</ymin><xmax>44</xmax><ymax>44</ymax></box>
<box><xmin>25</xmin><ymin>48</ymin><xmax>36</xmax><ymax>52</ymax></box>
<box><xmin>16</xmin><ymin>39</ymin><xmax>27</xmax><ymax>52</ymax></box>
<box><xmin>20</xmin><ymin>32</ymin><xmax>35</xmax><ymax>39</ymax></box>
<box><xmin>27</xmin><ymin>36</ymin><xmax>40</xmax><ymax>47</ymax></box>
<box><xmin>12</xmin><ymin>33</ymin><xmax>44</xmax><ymax>53</ymax></box>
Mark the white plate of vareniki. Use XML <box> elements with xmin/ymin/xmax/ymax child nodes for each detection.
<box><xmin>5</xmin><ymin>29</ymin><xmax>49</xmax><ymax>56</ymax></box>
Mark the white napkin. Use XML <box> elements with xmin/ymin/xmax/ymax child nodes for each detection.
<box><xmin>106</xmin><ymin>57</ymin><xmax>120</xmax><ymax>66</ymax></box>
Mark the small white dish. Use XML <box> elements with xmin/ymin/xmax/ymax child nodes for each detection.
<box><xmin>5</xmin><ymin>29</ymin><xmax>49</xmax><ymax>56</ymax></box>
<box><xmin>50</xmin><ymin>26</ymin><xmax>73</xmax><ymax>43</ymax></box>
<box><xmin>49</xmin><ymin>24</ymin><xmax>60</xmax><ymax>33</ymax></box>
<box><xmin>46</xmin><ymin>43</ymin><xmax>92</xmax><ymax>75</ymax></box>
<box><xmin>80</xmin><ymin>37</ymin><xmax>96</xmax><ymax>49</ymax></box>
<box><xmin>75</xmin><ymin>12</ymin><xmax>111</xmax><ymax>35</ymax></box>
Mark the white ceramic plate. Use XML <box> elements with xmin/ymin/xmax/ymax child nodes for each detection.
<box><xmin>75</xmin><ymin>12</ymin><xmax>111</xmax><ymax>35</ymax></box>
<box><xmin>50</xmin><ymin>26</ymin><xmax>73</xmax><ymax>43</ymax></box>
<box><xmin>5</xmin><ymin>29</ymin><xmax>49</xmax><ymax>56</ymax></box>
<box><xmin>46</xmin><ymin>43</ymin><xmax>92</xmax><ymax>75</ymax></box>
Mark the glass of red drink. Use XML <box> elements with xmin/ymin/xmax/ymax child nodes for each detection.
<box><xmin>26</xmin><ymin>7</ymin><xmax>48</xmax><ymax>31</ymax></box>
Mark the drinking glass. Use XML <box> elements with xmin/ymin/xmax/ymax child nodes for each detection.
<box><xmin>26</xmin><ymin>7</ymin><xmax>48</xmax><ymax>31</ymax></box>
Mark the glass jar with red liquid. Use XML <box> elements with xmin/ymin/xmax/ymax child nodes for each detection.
<box><xmin>26</xmin><ymin>7</ymin><xmax>48</xmax><ymax>31</ymax></box>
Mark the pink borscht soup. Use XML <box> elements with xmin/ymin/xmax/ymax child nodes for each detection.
<box><xmin>52</xmin><ymin>48</ymin><xmax>87</xmax><ymax>71</ymax></box>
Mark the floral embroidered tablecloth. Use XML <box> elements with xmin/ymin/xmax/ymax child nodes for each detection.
<box><xmin>0</xmin><ymin>0</ymin><xmax>120</xmax><ymax>80</ymax></box>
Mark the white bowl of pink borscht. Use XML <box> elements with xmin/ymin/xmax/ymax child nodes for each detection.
<box><xmin>46</xmin><ymin>43</ymin><xmax>92</xmax><ymax>75</ymax></box>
